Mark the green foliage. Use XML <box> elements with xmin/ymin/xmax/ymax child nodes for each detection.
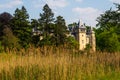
<box><xmin>0</xmin><ymin>70</ymin><xmax>12</xmax><ymax>80</ymax></box>
<box><xmin>39</xmin><ymin>4</ymin><xmax>54</xmax><ymax>24</ymax></box>
<box><xmin>0</xmin><ymin>12</ymin><xmax>13</xmax><ymax>37</ymax></box>
<box><xmin>0</xmin><ymin>12</ymin><xmax>19</xmax><ymax>50</ymax></box>
<box><xmin>37</xmin><ymin>4</ymin><xmax>70</xmax><ymax>47</ymax></box>
<box><xmin>68</xmin><ymin>22</ymin><xmax>77</xmax><ymax>32</ymax></box>
<box><xmin>2</xmin><ymin>26</ymin><xmax>19</xmax><ymax>50</ymax></box>
<box><xmin>38</xmin><ymin>35</ymin><xmax>52</xmax><ymax>46</ymax></box>
<box><xmin>96</xmin><ymin>28</ymin><xmax>120</xmax><ymax>52</ymax></box>
<box><xmin>11</xmin><ymin>6</ymin><xmax>32</xmax><ymax>48</ymax></box>
<box><xmin>96</xmin><ymin>5</ymin><xmax>120</xmax><ymax>31</ymax></box>
<box><xmin>85</xmin><ymin>44</ymin><xmax>91</xmax><ymax>51</ymax></box>
<box><xmin>66</xmin><ymin>36</ymin><xmax>78</xmax><ymax>49</ymax></box>
<box><xmin>31</xmin><ymin>19</ymin><xmax>40</xmax><ymax>29</ymax></box>
<box><xmin>31</xmin><ymin>35</ymin><xmax>40</xmax><ymax>47</ymax></box>
<box><xmin>96</xmin><ymin>4</ymin><xmax>120</xmax><ymax>52</ymax></box>
<box><xmin>0</xmin><ymin>12</ymin><xmax>12</xmax><ymax>25</ymax></box>
<box><xmin>52</xmin><ymin>16</ymin><xmax>68</xmax><ymax>46</ymax></box>
<box><xmin>31</xmin><ymin>19</ymin><xmax>41</xmax><ymax>47</ymax></box>
<box><xmin>0</xmin><ymin>41</ymin><xmax>4</xmax><ymax>52</ymax></box>
<box><xmin>39</xmin><ymin>4</ymin><xmax>54</xmax><ymax>36</ymax></box>
<box><xmin>14</xmin><ymin>66</ymin><xmax>25</xmax><ymax>80</ymax></box>
<box><xmin>37</xmin><ymin>4</ymin><xmax>55</xmax><ymax>46</ymax></box>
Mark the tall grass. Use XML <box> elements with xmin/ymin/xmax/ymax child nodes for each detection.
<box><xmin>0</xmin><ymin>46</ymin><xmax>120</xmax><ymax>80</ymax></box>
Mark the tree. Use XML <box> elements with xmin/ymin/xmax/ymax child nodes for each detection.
<box><xmin>96</xmin><ymin>3</ymin><xmax>120</xmax><ymax>32</ymax></box>
<box><xmin>0</xmin><ymin>12</ymin><xmax>12</xmax><ymax>25</ymax></box>
<box><xmin>37</xmin><ymin>4</ymin><xmax>55</xmax><ymax>46</ymax></box>
<box><xmin>68</xmin><ymin>22</ymin><xmax>77</xmax><ymax>32</ymax></box>
<box><xmin>96</xmin><ymin>3</ymin><xmax>120</xmax><ymax>52</ymax></box>
<box><xmin>2</xmin><ymin>26</ymin><xmax>19</xmax><ymax>50</ymax></box>
<box><xmin>38</xmin><ymin>4</ymin><xmax>54</xmax><ymax>37</ymax></box>
<box><xmin>0</xmin><ymin>12</ymin><xmax>19</xmax><ymax>50</ymax></box>
<box><xmin>0</xmin><ymin>12</ymin><xmax>13</xmax><ymax>37</ymax></box>
<box><xmin>31</xmin><ymin>19</ymin><xmax>41</xmax><ymax>47</ymax></box>
<box><xmin>52</xmin><ymin>16</ymin><xmax>68</xmax><ymax>45</ymax></box>
<box><xmin>11</xmin><ymin>6</ymin><xmax>32</xmax><ymax>48</ymax></box>
<box><xmin>96</xmin><ymin>28</ymin><xmax>120</xmax><ymax>52</ymax></box>
<box><xmin>66</xmin><ymin>36</ymin><xmax>78</xmax><ymax>49</ymax></box>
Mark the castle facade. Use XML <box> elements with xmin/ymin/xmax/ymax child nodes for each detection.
<box><xmin>72</xmin><ymin>20</ymin><xmax>96</xmax><ymax>51</ymax></box>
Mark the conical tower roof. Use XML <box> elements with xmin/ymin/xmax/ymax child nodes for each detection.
<box><xmin>78</xmin><ymin>20</ymin><xmax>86</xmax><ymax>29</ymax></box>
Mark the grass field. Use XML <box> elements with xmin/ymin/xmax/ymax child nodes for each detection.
<box><xmin>0</xmin><ymin>46</ymin><xmax>120</xmax><ymax>80</ymax></box>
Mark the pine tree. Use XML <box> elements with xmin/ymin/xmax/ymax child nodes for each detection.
<box><xmin>53</xmin><ymin>16</ymin><xmax>67</xmax><ymax>45</ymax></box>
<box><xmin>38</xmin><ymin>4</ymin><xmax>54</xmax><ymax>37</ymax></box>
<box><xmin>11</xmin><ymin>6</ymin><xmax>32</xmax><ymax>48</ymax></box>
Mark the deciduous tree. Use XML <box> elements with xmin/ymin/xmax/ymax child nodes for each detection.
<box><xmin>96</xmin><ymin>3</ymin><xmax>120</xmax><ymax>52</ymax></box>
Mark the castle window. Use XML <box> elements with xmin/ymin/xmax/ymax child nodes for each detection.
<box><xmin>82</xmin><ymin>35</ymin><xmax>84</xmax><ymax>37</ymax></box>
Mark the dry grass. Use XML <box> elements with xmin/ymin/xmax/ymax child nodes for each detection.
<box><xmin>0</xmin><ymin>46</ymin><xmax>120</xmax><ymax>80</ymax></box>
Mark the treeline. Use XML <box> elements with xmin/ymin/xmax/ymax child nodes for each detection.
<box><xmin>0</xmin><ymin>3</ymin><xmax>120</xmax><ymax>52</ymax></box>
<box><xmin>0</xmin><ymin>4</ymin><xmax>77</xmax><ymax>51</ymax></box>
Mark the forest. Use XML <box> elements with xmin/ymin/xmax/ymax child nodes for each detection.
<box><xmin>0</xmin><ymin>4</ymin><xmax>76</xmax><ymax>51</ymax></box>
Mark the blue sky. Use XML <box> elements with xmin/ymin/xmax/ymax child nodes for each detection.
<box><xmin>0</xmin><ymin>0</ymin><xmax>120</xmax><ymax>26</ymax></box>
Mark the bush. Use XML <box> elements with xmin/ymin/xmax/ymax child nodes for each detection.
<box><xmin>96</xmin><ymin>28</ymin><xmax>120</xmax><ymax>52</ymax></box>
<box><xmin>1</xmin><ymin>26</ymin><xmax>20</xmax><ymax>50</ymax></box>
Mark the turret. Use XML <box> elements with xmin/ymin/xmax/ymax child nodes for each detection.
<box><xmin>76</xmin><ymin>20</ymin><xmax>87</xmax><ymax>50</ymax></box>
<box><xmin>74</xmin><ymin>20</ymin><xmax>96</xmax><ymax>51</ymax></box>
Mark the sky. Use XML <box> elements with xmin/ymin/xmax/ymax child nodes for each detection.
<box><xmin>0</xmin><ymin>0</ymin><xmax>120</xmax><ymax>27</ymax></box>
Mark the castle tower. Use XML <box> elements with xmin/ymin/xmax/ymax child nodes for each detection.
<box><xmin>90</xmin><ymin>27</ymin><xmax>96</xmax><ymax>52</ymax></box>
<box><xmin>76</xmin><ymin>20</ymin><xmax>87</xmax><ymax>50</ymax></box>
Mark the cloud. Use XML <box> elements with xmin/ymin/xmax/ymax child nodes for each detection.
<box><xmin>34</xmin><ymin>0</ymin><xmax>68</xmax><ymax>8</ymax></box>
<box><xmin>110</xmin><ymin>0</ymin><xmax>120</xmax><ymax>3</ymax></box>
<box><xmin>0</xmin><ymin>0</ymin><xmax>23</xmax><ymax>9</ymax></box>
<box><xmin>75</xmin><ymin>0</ymin><xmax>83</xmax><ymax>2</ymax></box>
<box><xmin>47</xmin><ymin>0</ymin><xmax>68</xmax><ymax>8</ymax></box>
<box><xmin>72</xmin><ymin>7</ymin><xmax>102</xmax><ymax>26</ymax></box>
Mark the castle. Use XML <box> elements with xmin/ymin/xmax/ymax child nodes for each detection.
<box><xmin>72</xmin><ymin>20</ymin><xmax>96</xmax><ymax>51</ymax></box>
<box><xmin>32</xmin><ymin>20</ymin><xmax>96</xmax><ymax>51</ymax></box>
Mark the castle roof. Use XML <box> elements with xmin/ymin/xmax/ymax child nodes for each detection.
<box><xmin>77</xmin><ymin>20</ymin><xmax>86</xmax><ymax>29</ymax></box>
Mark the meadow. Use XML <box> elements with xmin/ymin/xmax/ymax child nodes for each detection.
<box><xmin>0</xmin><ymin>46</ymin><xmax>120</xmax><ymax>80</ymax></box>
